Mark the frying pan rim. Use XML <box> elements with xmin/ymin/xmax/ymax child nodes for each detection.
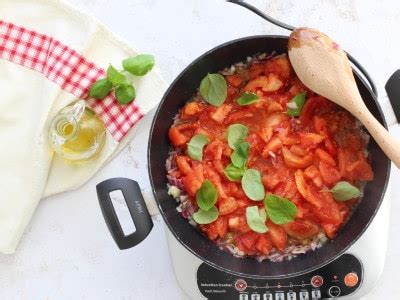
<box><xmin>147</xmin><ymin>34</ymin><xmax>391</xmax><ymax>279</ymax></box>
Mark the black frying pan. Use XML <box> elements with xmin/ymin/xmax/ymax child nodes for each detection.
<box><xmin>96</xmin><ymin>1</ymin><xmax>392</xmax><ymax>279</ymax></box>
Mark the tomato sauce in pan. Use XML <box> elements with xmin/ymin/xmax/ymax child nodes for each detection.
<box><xmin>167</xmin><ymin>54</ymin><xmax>373</xmax><ymax>259</ymax></box>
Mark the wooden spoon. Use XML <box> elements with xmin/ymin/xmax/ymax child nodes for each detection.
<box><xmin>288</xmin><ymin>27</ymin><xmax>400</xmax><ymax>168</ymax></box>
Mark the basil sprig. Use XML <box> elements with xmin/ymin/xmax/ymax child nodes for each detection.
<box><xmin>200</xmin><ymin>73</ymin><xmax>227</xmax><ymax>107</ymax></box>
<box><xmin>231</xmin><ymin>142</ymin><xmax>250</xmax><ymax>168</ymax></box>
<box><xmin>193</xmin><ymin>206</ymin><xmax>219</xmax><ymax>224</ymax></box>
<box><xmin>187</xmin><ymin>134</ymin><xmax>209</xmax><ymax>161</ymax></box>
<box><xmin>227</xmin><ymin>124</ymin><xmax>248</xmax><ymax>149</ymax></box>
<box><xmin>224</xmin><ymin>163</ymin><xmax>245</xmax><ymax>181</ymax></box>
<box><xmin>122</xmin><ymin>54</ymin><xmax>155</xmax><ymax>76</ymax></box>
<box><xmin>115</xmin><ymin>84</ymin><xmax>136</xmax><ymax>104</ymax></box>
<box><xmin>89</xmin><ymin>54</ymin><xmax>155</xmax><ymax>104</ymax></box>
<box><xmin>246</xmin><ymin>206</ymin><xmax>268</xmax><ymax>233</ymax></box>
<box><xmin>107</xmin><ymin>65</ymin><xmax>126</xmax><ymax>85</ymax></box>
<box><xmin>196</xmin><ymin>180</ymin><xmax>218</xmax><ymax>211</ymax></box>
<box><xmin>287</xmin><ymin>91</ymin><xmax>307</xmax><ymax>117</ymax></box>
<box><xmin>193</xmin><ymin>180</ymin><xmax>219</xmax><ymax>224</ymax></box>
<box><xmin>242</xmin><ymin>169</ymin><xmax>265</xmax><ymax>201</ymax></box>
<box><xmin>224</xmin><ymin>141</ymin><xmax>249</xmax><ymax>181</ymax></box>
<box><xmin>237</xmin><ymin>92</ymin><xmax>259</xmax><ymax>106</ymax></box>
<box><xmin>264</xmin><ymin>194</ymin><xmax>297</xmax><ymax>225</ymax></box>
<box><xmin>89</xmin><ymin>78</ymin><xmax>112</xmax><ymax>99</ymax></box>
<box><xmin>331</xmin><ymin>181</ymin><xmax>361</xmax><ymax>201</ymax></box>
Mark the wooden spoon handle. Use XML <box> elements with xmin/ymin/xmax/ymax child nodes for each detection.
<box><xmin>355</xmin><ymin>107</ymin><xmax>400</xmax><ymax>168</ymax></box>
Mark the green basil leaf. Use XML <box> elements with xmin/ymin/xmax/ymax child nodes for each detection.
<box><xmin>259</xmin><ymin>208</ymin><xmax>267</xmax><ymax>221</ymax></box>
<box><xmin>199</xmin><ymin>73</ymin><xmax>227</xmax><ymax>107</ymax></box>
<box><xmin>187</xmin><ymin>134</ymin><xmax>209</xmax><ymax>161</ymax></box>
<box><xmin>115</xmin><ymin>84</ymin><xmax>136</xmax><ymax>104</ymax></box>
<box><xmin>231</xmin><ymin>142</ymin><xmax>250</xmax><ymax>168</ymax></box>
<box><xmin>107</xmin><ymin>65</ymin><xmax>126</xmax><ymax>85</ymax></box>
<box><xmin>196</xmin><ymin>180</ymin><xmax>218</xmax><ymax>211</ymax></box>
<box><xmin>241</xmin><ymin>169</ymin><xmax>265</xmax><ymax>201</ymax></box>
<box><xmin>89</xmin><ymin>78</ymin><xmax>112</xmax><ymax>99</ymax></box>
<box><xmin>122</xmin><ymin>54</ymin><xmax>155</xmax><ymax>76</ymax></box>
<box><xmin>237</xmin><ymin>92</ymin><xmax>259</xmax><ymax>106</ymax></box>
<box><xmin>287</xmin><ymin>91</ymin><xmax>307</xmax><ymax>117</ymax></box>
<box><xmin>227</xmin><ymin>124</ymin><xmax>248</xmax><ymax>149</ymax></box>
<box><xmin>192</xmin><ymin>206</ymin><xmax>219</xmax><ymax>224</ymax></box>
<box><xmin>264</xmin><ymin>194</ymin><xmax>297</xmax><ymax>225</ymax></box>
<box><xmin>246</xmin><ymin>206</ymin><xmax>269</xmax><ymax>233</ymax></box>
<box><xmin>331</xmin><ymin>181</ymin><xmax>361</xmax><ymax>201</ymax></box>
<box><xmin>224</xmin><ymin>163</ymin><xmax>245</xmax><ymax>181</ymax></box>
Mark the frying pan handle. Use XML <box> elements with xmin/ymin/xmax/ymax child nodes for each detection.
<box><xmin>96</xmin><ymin>178</ymin><xmax>153</xmax><ymax>250</ymax></box>
<box><xmin>226</xmin><ymin>0</ymin><xmax>378</xmax><ymax>97</ymax></box>
<box><xmin>385</xmin><ymin>70</ymin><xmax>400</xmax><ymax>123</ymax></box>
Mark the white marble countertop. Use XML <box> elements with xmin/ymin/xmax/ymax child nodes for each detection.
<box><xmin>1</xmin><ymin>0</ymin><xmax>400</xmax><ymax>299</ymax></box>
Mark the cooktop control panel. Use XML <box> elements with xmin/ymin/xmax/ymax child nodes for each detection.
<box><xmin>197</xmin><ymin>254</ymin><xmax>362</xmax><ymax>299</ymax></box>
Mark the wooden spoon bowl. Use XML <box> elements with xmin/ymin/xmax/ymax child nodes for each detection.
<box><xmin>288</xmin><ymin>27</ymin><xmax>400</xmax><ymax>168</ymax></box>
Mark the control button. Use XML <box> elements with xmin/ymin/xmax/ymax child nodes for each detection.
<box><xmin>311</xmin><ymin>275</ymin><xmax>324</xmax><ymax>288</ymax></box>
<box><xmin>251</xmin><ymin>294</ymin><xmax>261</xmax><ymax>300</ymax></box>
<box><xmin>328</xmin><ymin>286</ymin><xmax>341</xmax><ymax>297</ymax></box>
<box><xmin>275</xmin><ymin>292</ymin><xmax>285</xmax><ymax>300</ymax></box>
<box><xmin>299</xmin><ymin>291</ymin><xmax>309</xmax><ymax>300</ymax></box>
<box><xmin>235</xmin><ymin>279</ymin><xmax>248</xmax><ymax>292</ymax></box>
<box><xmin>344</xmin><ymin>272</ymin><xmax>359</xmax><ymax>287</ymax></box>
<box><xmin>240</xmin><ymin>294</ymin><xmax>249</xmax><ymax>300</ymax></box>
<box><xmin>311</xmin><ymin>290</ymin><xmax>321</xmax><ymax>299</ymax></box>
<box><xmin>263</xmin><ymin>293</ymin><xmax>273</xmax><ymax>300</ymax></box>
<box><xmin>287</xmin><ymin>291</ymin><xmax>297</xmax><ymax>300</ymax></box>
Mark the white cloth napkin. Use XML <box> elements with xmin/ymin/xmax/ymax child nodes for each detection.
<box><xmin>0</xmin><ymin>0</ymin><xmax>166</xmax><ymax>254</ymax></box>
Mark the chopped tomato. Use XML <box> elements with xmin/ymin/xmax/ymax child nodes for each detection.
<box><xmin>168</xmin><ymin>127</ymin><xmax>188</xmax><ymax>146</ymax></box>
<box><xmin>225</xmin><ymin>75</ymin><xmax>244</xmax><ymax>88</ymax></box>
<box><xmin>283</xmin><ymin>220</ymin><xmax>319</xmax><ymax>239</ymax></box>
<box><xmin>214</xmin><ymin>216</ymin><xmax>228</xmax><ymax>239</ymax></box>
<box><xmin>300</xmin><ymin>132</ymin><xmax>325</xmax><ymax>149</ymax></box>
<box><xmin>314</xmin><ymin>117</ymin><xmax>338</xmax><ymax>156</ymax></box>
<box><xmin>258</xmin><ymin>127</ymin><xmax>273</xmax><ymax>143</ymax></box>
<box><xmin>338</xmin><ymin>148</ymin><xmax>350</xmax><ymax>178</ymax></box>
<box><xmin>255</xmin><ymin>234</ymin><xmax>273</xmax><ymax>255</ymax></box>
<box><xmin>264</xmin><ymin>55</ymin><xmax>292</xmax><ymax>80</ymax></box>
<box><xmin>319</xmin><ymin>161</ymin><xmax>341</xmax><ymax>186</ymax></box>
<box><xmin>347</xmin><ymin>153</ymin><xmax>374</xmax><ymax>181</ymax></box>
<box><xmin>262</xmin><ymin>173</ymin><xmax>280</xmax><ymax>190</ymax></box>
<box><xmin>240</xmin><ymin>231</ymin><xmax>260</xmax><ymax>249</ymax></box>
<box><xmin>321</xmin><ymin>223</ymin><xmax>339</xmax><ymax>239</ymax></box>
<box><xmin>267</xmin><ymin>220</ymin><xmax>287</xmax><ymax>251</ymax></box>
<box><xmin>228</xmin><ymin>215</ymin><xmax>251</xmax><ymax>234</ymax></box>
<box><xmin>273</xmin><ymin>179</ymin><xmax>298</xmax><ymax>200</ymax></box>
<box><xmin>294</xmin><ymin>170</ymin><xmax>308</xmax><ymax>199</ymax></box>
<box><xmin>203</xmin><ymin>165</ymin><xmax>227</xmax><ymax>198</ymax></box>
<box><xmin>182</xmin><ymin>102</ymin><xmax>202</xmax><ymax>117</ymax></box>
<box><xmin>248</xmin><ymin>62</ymin><xmax>265</xmax><ymax>79</ymax></box>
<box><xmin>176</xmin><ymin>155</ymin><xmax>192</xmax><ymax>175</ymax></box>
<box><xmin>210</xmin><ymin>104</ymin><xmax>232</xmax><ymax>123</ymax></box>
<box><xmin>243</xmin><ymin>74</ymin><xmax>283</xmax><ymax>92</ymax></box>
<box><xmin>315</xmin><ymin>148</ymin><xmax>336</xmax><ymax>166</ymax></box>
<box><xmin>202</xmin><ymin>222</ymin><xmax>219</xmax><ymax>240</ymax></box>
<box><xmin>299</xmin><ymin>96</ymin><xmax>327</xmax><ymax>125</ymax></box>
<box><xmin>267</xmin><ymin>102</ymin><xmax>284</xmax><ymax>113</ymax></box>
<box><xmin>218</xmin><ymin>197</ymin><xmax>238</xmax><ymax>215</ymax></box>
<box><xmin>304</xmin><ymin>184</ymin><xmax>324</xmax><ymax>209</ymax></box>
<box><xmin>181</xmin><ymin>164</ymin><xmax>204</xmax><ymax>197</ymax></box>
<box><xmin>282</xmin><ymin>147</ymin><xmax>313</xmax><ymax>169</ymax></box>
<box><xmin>262</xmin><ymin>137</ymin><xmax>283</xmax><ymax>158</ymax></box>
<box><xmin>304</xmin><ymin>165</ymin><xmax>323</xmax><ymax>188</ymax></box>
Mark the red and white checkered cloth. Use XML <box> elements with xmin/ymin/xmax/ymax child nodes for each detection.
<box><xmin>0</xmin><ymin>20</ymin><xmax>144</xmax><ymax>142</ymax></box>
